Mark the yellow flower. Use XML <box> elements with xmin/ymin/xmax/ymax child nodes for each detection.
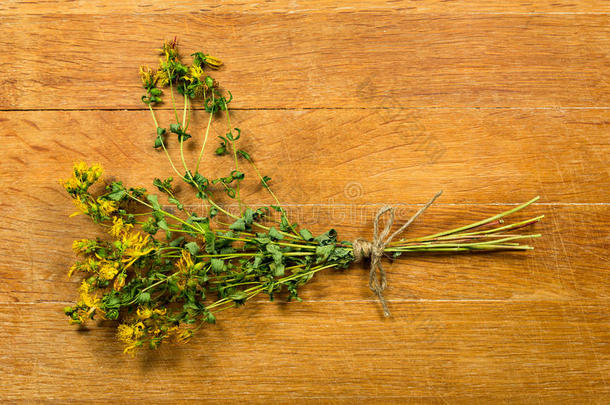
<box><xmin>155</xmin><ymin>68</ymin><xmax>169</xmax><ymax>86</ymax></box>
<box><xmin>91</xmin><ymin>163</ymin><xmax>102</xmax><ymax>174</ymax></box>
<box><xmin>186</xmin><ymin>65</ymin><xmax>204</xmax><ymax>83</ymax></box>
<box><xmin>117</xmin><ymin>322</ymin><xmax>146</xmax><ymax>354</ymax></box>
<box><xmin>97</xmin><ymin>199</ymin><xmax>117</xmax><ymax>216</ymax></box>
<box><xmin>139</xmin><ymin>65</ymin><xmax>158</xmax><ymax>88</ymax></box>
<box><xmin>72</xmin><ymin>239</ymin><xmax>95</xmax><ymax>255</ymax></box>
<box><xmin>175</xmin><ymin>250</ymin><xmax>195</xmax><ymax>290</ymax></box>
<box><xmin>117</xmin><ymin>324</ymin><xmax>135</xmax><ymax>344</ymax></box>
<box><xmin>137</xmin><ymin>307</ymin><xmax>153</xmax><ymax>320</ymax></box>
<box><xmin>85</xmin><ymin>258</ymin><xmax>100</xmax><ymax>272</ymax></box>
<box><xmin>176</xmin><ymin>250</ymin><xmax>194</xmax><ymax>273</ymax></box>
<box><xmin>165</xmin><ymin>326</ymin><xmax>192</xmax><ymax>344</ymax></box>
<box><xmin>122</xmin><ymin>231</ymin><xmax>151</xmax><ymax>257</ymax></box>
<box><xmin>72</xmin><ymin>161</ymin><xmax>103</xmax><ymax>186</ymax></box>
<box><xmin>133</xmin><ymin>322</ymin><xmax>145</xmax><ymax>338</ymax></box>
<box><xmin>113</xmin><ymin>273</ymin><xmax>126</xmax><ymax>291</ymax></box>
<box><xmin>61</xmin><ymin>177</ymin><xmax>82</xmax><ymax>194</ymax></box>
<box><xmin>73</xmin><ymin>161</ymin><xmax>88</xmax><ymax>175</ymax></box>
<box><xmin>176</xmin><ymin>329</ymin><xmax>193</xmax><ymax>344</ymax></box>
<box><xmin>204</xmin><ymin>55</ymin><xmax>223</xmax><ymax>69</ymax></box>
<box><xmin>78</xmin><ymin>280</ymin><xmax>99</xmax><ymax>308</ymax></box>
<box><xmin>68</xmin><ymin>263</ymin><xmax>79</xmax><ymax>278</ymax></box>
<box><xmin>159</xmin><ymin>38</ymin><xmax>179</xmax><ymax>62</ymax></box>
<box><xmin>72</xmin><ymin>239</ymin><xmax>85</xmax><ymax>254</ymax></box>
<box><xmin>109</xmin><ymin>216</ymin><xmax>133</xmax><ymax>238</ymax></box>
<box><xmin>98</xmin><ymin>262</ymin><xmax>119</xmax><ymax>280</ymax></box>
<box><xmin>70</xmin><ymin>196</ymin><xmax>89</xmax><ymax>217</ymax></box>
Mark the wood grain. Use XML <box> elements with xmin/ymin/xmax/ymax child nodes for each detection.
<box><xmin>1</xmin><ymin>1</ymin><xmax>609</xmax><ymax>403</ymax></box>
<box><xmin>1</xmin><ymin>110</ymin><xmax>609</xmax><ymax>305</ymax></box>
<box><xmin>1</xmin><ymin>301</ymin><xmax>608</xmax><ymax>402</ymax></box>
<box><xmin>2</xmin><ymin>109</ymin><xmax>608</xmax><ymax>205</ymax></box>
<box><xmin>2</xmin><ymin>0</ymin><xmax>610</xmax><ymax>14</ymax></box>
<box><xmin>1</xmin><ymin>13</ymin><xmax>609</xmax><ymax>109</ymax></box>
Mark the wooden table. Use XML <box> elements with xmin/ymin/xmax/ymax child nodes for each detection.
<box><xmin>1</xmin><ymin>1</ymin><xmax>608</xmax><ymax>403</ymax></box>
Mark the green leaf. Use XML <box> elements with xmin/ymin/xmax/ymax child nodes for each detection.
<box><xmin>229</xmin><ymin>219</ymin><xmax>246</xmax><ymax>231</ymax></box>
<box><xmin>299</xmin><ymin>229</ymin><xmax>314</xmax><ymax>241</ymax></box>
<box><xmin>314</xmin><ymin>229</ymin><xmax>338</xmax><ymax>245</ymax></box>
<box><xmin>205</xmin><ymin>312</ymin><xmax>216</xmax><ymax>324</ymax></box>
<box><xmin>137</xmin><ymin>292</ymin><xmax>151</xmax><ymax>304</ymax></box>
<box><xmin>261</xmin><ymin>175</ymin><xmax>272</xmax><ymax>189</ymax></box>
<box><xmin>142</xmin><ymin>217</ymin><xmax>159</xmax><ymax>235</ymax></box>
<box><xmin>106</xmin><ymin>182</ymin><xmax>127</xmax><ymax>201</ymax></box>
<box><xmin>154</xmin><ymin>128</ymin><xmax>166</xmax><ymax>149</ymax></box>
<box><xmin>266</xmin><ymin>244</ymin><xmax>284</xmax><ymax>275</ymax></box>
<box><xmin>106</xmin><ymin>192</ymin><xmax>125</xmax><ymax>204</ymax></box>
<box><xmin>204</xmin><ymin>230</ymin><xmax>216</xmax><ymax>253</ymax></box>
<box><xmin>270</xmin><ymin>262</ymin><xmax>285</xmax><ymax>277</ymax></box>
<box><xmin>153</xmin><ymin>177</ymin><xmax>173</xmax><ymax>193</ymax></box>
<box><xmin>228</xmin><ymin>291</ymin><xmax>247</xmax><ymax>301</ymax></box>
<box><xmin>315</xmin><ymin>245</ymin><xmax>335</xmax><ymax>264</ymax></box>
<box><xmin>243</xmin><ymin>208</ymin><xmax>254</xmax><ymax>226</ymax></box>
<box><xmin>157</xmin><ymin>219</ymin><xmax>170</xmax><ymax>231</ymax></box>
<box><xmin>169</xmin><ymin>236</ymin><xmax>185</xmax><ymax>247</ymax></box>
<box><xmin>146</xmin><ymin>194</ymin><xmax>161</xmax><ymax>211</ymax></box>
<box><xmin>210</xmin><ymin>258</ymin><xmax>224</xmax><ymax>272</ymax></box>
<box><xmin>237</xmin><ymin>149</ymin><xmax>251</xmax><ymax>161</ymax></box>
<box><xmin>279</xmin><ymin>215</ymin><xmax>291</xmax><ymax>232</ymax></box>
<box><xmin>226</xmin><ymin>128</ymin><xmax>241</xmax><ymax>141</ymax></box>
<box><xmin>168</xmin><ymin>196</ymin><xmax>183</xmax><ymax>210</ymax></box>
<box><xmin>170</xmin><ymin>123</ymin><xmax>191</xmax><ymax>141</ymax></box>
<box><xmin>184</xmin><ymin>242</ymin><xmax>200</xmax><ymax>256</ymax></box>
<box><xmin>231</xmin><ymin>170</ymin><xmax>244</xmax><ymax>180</ymax></box>
<box><xmin>268</xmin><ymin>227</ymin><xmax>284</xmax><ymax>240</ymax></box>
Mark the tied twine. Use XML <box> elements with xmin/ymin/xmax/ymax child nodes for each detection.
<box><xmin>352</xmin><ymin>191</ymin><xmax>443</xmax><ymax>317</ymax></box>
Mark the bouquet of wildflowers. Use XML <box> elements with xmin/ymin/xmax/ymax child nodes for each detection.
<box><xmin>62</xmin><ymin>40</ymin><xmax>542</xmax><ymax>354</ymax></box>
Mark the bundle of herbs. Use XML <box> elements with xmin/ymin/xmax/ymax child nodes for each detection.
<box><xmin>62</xmin><ymin>40</ymin><xmax>542</xmax><ymax>354</ymax></box>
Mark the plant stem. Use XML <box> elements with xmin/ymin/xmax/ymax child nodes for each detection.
<box><xmin>195</xmin><ymin>93</ymin><xmax>214</xmax><ymax>174</ymax></box>
<box><xmin>245</xmin><ymin>158</ymin><xmax>302</xmax><ymax>238</ymax></box>
<box><xmin>147</xmin><ymin>104</ymin><xmax>184</xmax><ymax>179</ymax></box>
<box><xmin>415</xmin><ymin>196</ymin><xmax>540</xmax><ymax>241</ymax></box>
<box><xmin>223</xmin><ymin>99</ymin><xmax>242</xmax><ymax>210</ymax></box>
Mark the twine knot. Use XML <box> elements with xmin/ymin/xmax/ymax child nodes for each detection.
<box><xmin>352</xmin><ymin>191</ymin><xmax>443</xmax><ymax>317</ymax></box>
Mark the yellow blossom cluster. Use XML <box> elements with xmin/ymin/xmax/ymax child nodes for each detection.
<box><xmin>138</xmin><ymin>65</ymin><xmax>159</xmax><ymax>89</ymax></box>
<box><xmin>175</xmin><ymin>250</ymin><xmax>195</xmax><ymax>290</ymax></box>
<box><xmin>116</xmin><ymin>322</ymin><xmax>146</xmax><ymax>354</ymax></box>
<box><xmin>68</xmin><ymin>257</ymin><xmax>100</xmax><ymax>278</ymax></box>
<box><xmin>78</xmin><ymin>281</ymin><xmax>100</xmax><ymax>309</ymax></box>
<box><xmin>116</xmin><ymin>306</ymin><xmax>192</xmax><ymax>354</ymax></box>
<box><xmin>61</xmin><ymin>161</ymin><xmax>103</xmax><ymax>195</ymax></box>
<box><xmin>62</xmin><ymin>162</ymin><xmax>119</xmax><ymax>221</ymax></box>
<box><xmin>109</xmin><ymin>216</ymin><xmax>133</xmax><ymax>238</ymax></box>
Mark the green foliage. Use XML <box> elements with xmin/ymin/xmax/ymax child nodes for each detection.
<box><xmin>62</xmin><ymin>39</ymin><xmax>439</xmax><ymax>356</ymax></box>
<box><xmin>170</xmin><ymin>123</ymin><xmax>191</xmax><ymax>142</ymax></box>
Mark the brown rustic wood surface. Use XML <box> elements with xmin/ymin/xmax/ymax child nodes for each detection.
<box><xmin>1</xmin><ymin>1</ymin><xmax>608</xmax><ymax>403</ymax></box>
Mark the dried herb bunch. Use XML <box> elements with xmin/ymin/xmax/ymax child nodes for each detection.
<box><xmin>62</xmin><ymin>40</ymin><xmax>543</xmax><ymax>354</ymax></box>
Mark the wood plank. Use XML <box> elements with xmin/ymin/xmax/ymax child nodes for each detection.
<box><xmin>3</xmin><ymin>0</ymin><xmax>610</xmax><ymax>15</ymax></box>
<box><xmin>2</xmin><ymin>109</ymin><xmax>608</xmax><ymax>204</ymax></box>
<box><xmin>2</xmin><ymin>201</ymin><xmax>608</xmax><ymax>305</ymax></box>
<box><xmin>2</xmin><ymin>2</ymin><xmax>608</xmax><ymax>402</ymax></box>
<box><xmin>1</xmin><ymin>301</ymin><xmax>608</xmax><ymax>402</ymax></box>
<box><xmin>1</xmin><ymin>14</ymin><xmax>608</xmax><ymax>109</ymax></box>
<box><xmin>1</xmin><ymin>109</ymin><xmax>608</xmax><ymax>304</ymax></box>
